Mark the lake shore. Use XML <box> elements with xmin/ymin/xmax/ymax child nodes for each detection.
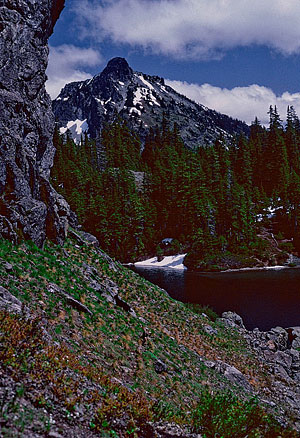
<box><xmin>129</xmin><ymin>253</ymin><xmax>300</xmax><ymax>273</ymax></box>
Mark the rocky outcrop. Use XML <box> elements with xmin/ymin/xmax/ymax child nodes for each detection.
<box><xmin>0</xmin><ymin>0</ymin><xmax>72</xmax><ymax>247</ymax></box>
<box><xmin>220</xmin><ymin>312</ymin><xmax>300</xmax><ymax>430</ymax></box>
<box><xmin>0</xmin><ymin>285</ymin><xmax>22</xmax><ymax>314</ymax></box>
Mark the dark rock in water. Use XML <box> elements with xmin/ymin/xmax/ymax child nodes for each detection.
<box><xmin>0</xmin><ymin>0</ymin><xmax>72</xmax><ymax>247</ymax></box>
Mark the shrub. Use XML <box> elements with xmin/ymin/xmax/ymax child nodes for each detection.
<box><xmin>184</xmin><ymin>303</ymin><xmax>218</xmax><ymax>322</ymax></box>
<box><xmin>191</xmin><ymin>389</ymin><xmax>297</xmax><ymax>438</ymax></box>
<box><xmin>278</xmin><ymin>241</ymin><xmax>295</xmax><ymax>252</ymax></box>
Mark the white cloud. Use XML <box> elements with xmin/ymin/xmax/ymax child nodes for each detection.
<box><xmin>76</xmin><ymin>0</ymin><xmax>300</xmax><ymax>59</ymax></box>
<box><xmin>166</xmin><ymin>80</ymin><xmax>300</xmax><ymax>125</ymax></box>
<box><xmin>46</xmin><ymin>45</ymin><xmax>103</xmax><ymax>99</ymax></box>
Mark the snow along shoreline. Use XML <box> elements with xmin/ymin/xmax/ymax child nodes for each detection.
<box><xmin>134</xmin><ymin>254</ymin><xmax>187</xmax><ymax>270</ymax></box>
<box><xmin>131</xmin><ymin>255</ymin><xmax>300</xmax><ymax>273</ymax></box>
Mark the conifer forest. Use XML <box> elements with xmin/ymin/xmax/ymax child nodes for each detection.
<box><xmin>51</xmin><ymin>106</ymin><xmax>300</xmax><ymax>269</ymax></box>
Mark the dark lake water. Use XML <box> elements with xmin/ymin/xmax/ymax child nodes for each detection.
<box><xmin>133</xmin><ymin>266</ymin><xmax>300</xmax><ymax>331</ymax></box>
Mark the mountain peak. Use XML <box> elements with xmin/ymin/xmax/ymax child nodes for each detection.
<box><xmin>53</xmin><ymin>60</ymin><xmax>249</xmax><ymax>147</ymax></box>
<box><xmin>101</xmin><ymin>57</ymin><xmax>133</xmax><ymax>81</ymax></box>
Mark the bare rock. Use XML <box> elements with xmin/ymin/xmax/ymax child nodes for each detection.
<box><xmin>268</xmin><ymin>327</ymin><xmax>288</xmax><ymax>351</ymax></box>
<box><xmin>154</xmin><ymin>359</ymin><xmax>168</xmax><ymax>374</ymax></box>
<box><xmin>287</xmin><ymin>327</ymin><xmax>300</xmax><ymax>349</ymax></box>
<box><xmin>0</xmin><ymin>0</ymin><xmax>71</xmax><ymax>247</ymax></box>
<box><xmin>274</xmin><ymin>351</ymin><xmax>293</xmax><ymax>370</ymax></box>
<box><xmin>203</xmin><ymin>324</ymin><xmax>218</xmax><ymax>336</ymax></box>
<box><xmin>0</xmin><ymin>285</ymin><xmax>22</xmax><ymax>314</ymax></box>
<box><xmin>69</xmin><ymin>229</ymin><xmax>99</xmax><ymax>248</ymax></box>
<box><xmin>80</xmin><ymin>231</ymin><xmax>100</xmax><ymax>248</ymax></box>
<box><xmin>216</xmin><ymin>361</ymin><xmax>251</xmax><ymax>390</ymax></box>
<box><xmin>48</xmin><ymin>283</ymin><xmax>93</xmax><ymax>316</ymax></box>
<box><xmin>152</xmin><ymin>421</ymin><xmax>201</xmax><ymax>437</ymax></box>
<box><xmin>221</xmin><ymin>311</ymin><xmax>245</xmax><ymax>329</ymax></box>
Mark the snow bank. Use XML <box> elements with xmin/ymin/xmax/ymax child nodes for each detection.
<box><xmin>224</xmin><ymin>265</ymin><xmax>288</xmax><ymax>273</ymax></box>
<box><xmin>135</xmin><ymin>254</ymin><xmax>187</xmax><ymax>270</ymax></box>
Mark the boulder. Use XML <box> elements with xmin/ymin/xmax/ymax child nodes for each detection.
<box><xmin>203</xmin><ymin>325</ymin><xmax>218</xmax><ymax>336</ymax></box>
<box><xmin>286</xmin><ymin>327</ymin><xmax>300</xmax><ymax>349</ymax></box>
<box><xmin>216</xmin><ymin>361</ymin><xmax>251</xmax><ymax>390</ymax></box>
<box><xmin>267</xmin><ymin>327</ymin><xmax>288</xmax><ymax>351</ymax></box>
<box><xmin>274</xmin><ymin>351</ymin><xmax>293</xmax><ymax>370</ymax></box>
<box><xmin>0</xmin><ymin>286</ymin><xmax>22</xmax><ymax>314</ymax></box>
<box><xmin>154</xmin><ymin>359</ymin><xmax>168</xmax><ymax>374</ymax></box>
<box><xmin>69</xmin><ymin>230</ymin><xmax>99</xmax><ymax>248</ymax></box>
<box><xmin>221</xmin><ymin>311</ymin><xmax>245</xmax><ymax>329</ymax></box>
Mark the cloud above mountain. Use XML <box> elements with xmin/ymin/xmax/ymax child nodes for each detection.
<box><xmin>46</xmin><ymin>45</ymin><xmax>103</xmax><ymax>99</ymax></box>
<box><xmin>76</xmin><ymin>0</ymin><xmax>300</xmax><ymax>59</ymax></box>
<box><xmin>166</xmin><ymin>80</ymin><xmax>300</xmax><ymax>125</ymax></box>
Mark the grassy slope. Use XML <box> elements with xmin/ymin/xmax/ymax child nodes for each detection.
<box><xmin>0</xmin><ymin>235</ymin><xmax>298</xmax><ymax>437</ymax></box>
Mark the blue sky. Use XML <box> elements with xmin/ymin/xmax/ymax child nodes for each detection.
<box><xmin>47</xmin><ymin>0</ymin><xmax>300</xmax><ymax>125</ymax></box>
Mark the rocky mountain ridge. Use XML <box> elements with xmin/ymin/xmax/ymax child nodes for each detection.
<box><xmin>52</xmin><ymin>57</ymin><xmax>249</xmax><ymax>149</ymax></box>
<box><xmin>0</xmin><ymin>0</ymin><xmax>72</xmax><ymax>248</ymax></box>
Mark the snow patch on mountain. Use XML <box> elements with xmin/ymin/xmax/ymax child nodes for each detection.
<box><xmin>133</xmin><ymin>88</ymin><xmax>144</xmax><ymax>106</ymax></box>
<box><xmin>138</xmin><ymin>74</ymin><xmax>155</xmax><ymax>91</ymax></box>
<box><xmin>60</xmin><ymin>119</ymin><xmax>88</xmax><ymax>143</ymax></box>
<box><xmin>130</xmin><ymin>107</ymin><xmax>142</xmax><ymax>116</ymax></box>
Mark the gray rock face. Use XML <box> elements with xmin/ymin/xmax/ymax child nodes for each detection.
<box><xmin>0</xmin><ymin>0</ymin><xmax>71</xmax><ymax>247</ymax></box>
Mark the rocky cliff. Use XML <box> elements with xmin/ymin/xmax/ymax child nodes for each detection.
<box><xmin>0</xmin><ymin>0</ymin><xmax>72</xmax><ymax>247</ymax></box>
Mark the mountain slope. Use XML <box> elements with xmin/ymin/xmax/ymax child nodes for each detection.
<box><xmin>0</xmin><ymin>233</ymin><xmax>299</xmax><ymax>437</ymax></box>
<box><xmin>52</xmin><ymin>57</ymin><xmax>249</xmax><ymax>149</ymax></box>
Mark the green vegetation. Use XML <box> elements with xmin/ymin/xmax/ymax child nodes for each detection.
<box><xmin>0</xmin><ymin>236</ymin><xmax>298</xmax><ymax>436</ymax></box>
<box><xmin>52</xmin><ymin>106</ymin><xmax>300</xmax><ymax>266</ymax></box>
<box><xmin>191</xmin><ymin>390</ymin><xmax>296</xmax><ymax>437</ymax></box>
<box><xmin>184</xmin><ymin>303</ymin><xmax>218</xmax><ymax>322</ymax></box>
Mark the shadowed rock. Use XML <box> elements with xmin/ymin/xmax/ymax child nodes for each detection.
<box><xmin>0</xmin><ymin>286</ymin><xmax>22</xmax><ymax>314</ymax></box>
<box><xmin>0</xmin><ymin>0</ymin><xmax>72</xmax><ymax>246</ymax></box>
<box><xmin>48</xmin><ymin>283</ymin><xmax>93</xmax><ymax>316</ymax></box>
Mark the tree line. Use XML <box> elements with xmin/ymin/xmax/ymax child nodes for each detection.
<box><xmin>51</xmin><ymin>106</ymin><xmax>300</xmax><ymax>266</ymax></box>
